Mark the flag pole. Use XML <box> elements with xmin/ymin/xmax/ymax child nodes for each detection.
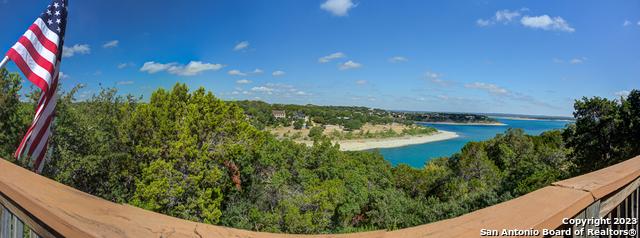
<box><xmin>0</xmin><ymin>56</ymin><xmax>9</xmax><ymax>69</ymax></box>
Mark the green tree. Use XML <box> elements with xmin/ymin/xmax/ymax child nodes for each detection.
<box><xmin>0</xmin><ymin>69</ymin><xmax>30</xmax><ymax>160</ymax></box>
<box><xmin>563</xmin><ymin>97</ymin><xmax>623</xmax><ymax>173</ymax></box>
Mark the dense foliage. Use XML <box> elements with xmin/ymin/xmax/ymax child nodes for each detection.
<box><xmin>1</xmin><ymin>68</ymin><xmax>639</xmax><ymax>234</ymax></box>
<box><xmin>563</xmin><ymin>90</ymin><xmax>640</xmax><ymax>174</ymax></box>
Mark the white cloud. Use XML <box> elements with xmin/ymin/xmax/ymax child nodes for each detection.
<box><xmin>355</xmin><ymin>80</ymin><xmax>367</xmax><ymax>85</ymax></box>
<box><xmin>272</xmin><ymin>70</ymin><xmax>286</xmax><ymax>76</ymax></box>
<box><xmin>623</xmin><ymin>20</ymin><xmax>632</xmax><ymax>26</ymax></box>
<box><xmin>251</xmin><ymin>86</ymin><xmax>274</xmax><ymax>94</ymax></box>
<box><xmin>569</xmin><ymin>57</ymin><xmax>586</xmax><ymax>64</ymax></box>
<box><xmin>251</xmin><ymin>83</ymin><xmax>310</xmax><ymax>97</ymax></box>
<box><xmin>252</xmin><ymin>68</ymin><xmax>264</xmax><ymax>74</ymax></box>
<box><xmin>638</xmin><ymin>21</ymin><xmax>640</xmax><ymax>26</ymax></box>
<box><xmin>62</xmin><ymin>44</ymin><xmax>90</xmax><ymax>58</ymax></box>
<box><xmin>477</xmin><ymin>9</ymin><xmax>575</xmax><ymax>33</ymax></box>
<box><xmin>321</xmin><ymin>0</ymin><xmax>356</xmax><ymax>16</ymax></box>
<box><xmin>339</xmin><ymin>60</ymin><xmax>362</xmax><ymax>70</ymax></box>
<box><xmin>117</xmin><ymin>62</ymin><xmax>134</xmax><ymax>69</ymax></box>
<box><xmin>102</xmin><ymin>40</ymin><xmax>119</xmax><ymax>48</ymax></box>
<box><xmin>388</xmin><ymin>56</ymin><xmax>408</xmax><ymax>63</ymax></box>
<box><xmin>234</xmin><ymin>41</ymin><xmax>249</xmax><ymax>51</ymax></box>
<box><xmin>520</xmin><ymin>15</ymin><xmax>575</xmax><ymax>32</ymax></box>
<box><xmin>140</xmin><ymin>62</ymin><xmax>172</xmax><ymax>74</ymax></box>
<box><xmin>236</xmin><ymin>79</ymin><xmax>251</xmax><ymax>84</ymax></box>
<box><xmin>228</xmin><ymin>69</ymin><xmax>247</xmax><ymax>76</ymax></box>
<box><xmin>59</xmin><ymin>72</ymin><xmax>69</xmax><ymax>79</ymax></box>
<box><xmin>495</xmin><ymin>9</ymin><xmax>521</xmax><ymax>23</ymax></box>
<box><xmin>615</xmin><ymin>90</ymin><xmax>630</xmax><ymax>97</ymax></box>
<box><xmin>476</xmin><ymin>19</ymin><xmax>492</xmax><ymax>27</ymax></box>
<box><xmin>425</xmin><ymin>71</ymin><xmax>448</xmax><ymax>86</ymax></box>
<box><xmin>319</xmin><ymin>52</ymin><xmax>346</xmax><ymax>63</ymax></box>
<box><xmin>117</xmin><ymin>81</ymin><xmax>134</xmax><ymax>85</ymax></box>
<box><xmin>140</xmin><ymin>61</ymin><xmax>224</xmax><ymax>76</ymax></box>
<box><xmin>476</xmin><ymin>9</ymin><xmax>521</xmax><ymax>26</ymax></box>
<box><xmin>465</xmin><ymin>82</ymin><xmax>509</xmax><ymax>95</ymax></box>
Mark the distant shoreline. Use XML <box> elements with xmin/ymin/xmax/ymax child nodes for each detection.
<box><xmin>492</xmin><ymin>116</ymin><xmax>574</xmax><ymax>122</ymax></box>
<box><xmin>419</xmin><ymin>121</ymin><xmax>507</xmax><ymax>126</ymax></box>
<box><xmin>296</xmin><ymin>130</ymin><xmax>459</xmax><ymax>151</ymax></box>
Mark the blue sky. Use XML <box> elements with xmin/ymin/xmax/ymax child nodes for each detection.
<box><xmin>1</xmin><ymin>0</ymin><xmax>639</xmax><ymax>116</ymax></box>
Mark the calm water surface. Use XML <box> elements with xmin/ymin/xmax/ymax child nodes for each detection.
<box><xmin>377</xmin><ymin>118</ymin><xmax>571</xmax><ymax>167</ymax></box>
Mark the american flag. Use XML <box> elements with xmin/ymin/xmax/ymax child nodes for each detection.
<box><xmin>5</xmin><ymin>0</ymin><xmax>68</xmax><ymax>173</ymax></box>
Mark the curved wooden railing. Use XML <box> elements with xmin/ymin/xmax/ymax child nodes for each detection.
<box><xmin>0</xmin><ymin>156</ymin><xmax>639</xmax><ymax>238</ymax></box>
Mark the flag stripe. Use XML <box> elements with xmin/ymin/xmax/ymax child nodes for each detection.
<box><xmin>26</xmin><ymin>94</ymin><xmax>57</xmax><ymax>156</ymax></box>
<box><xmin>6</xmin><ymin>49</ymin><xmax>49</xmax><ymax>91</ymax></box>
<box><xmin>30</xmin><ymin>125</ymin><xmax>51</xmax><ymax>166</ymax></box>
<box><xmin>9</xmin><ymin>43</ymin><xmax>53</xmax><ymax>86</ymax></box>
<box><xmin>32</xmin><ymin>18</ymin><xmax>60</xmax><ymax>51</ymax></box>
<box><xmin>21</xmin><ymin>28</ymin><xmax>57</xmax><ymax>62</ymax></box>
<box><xmin>17</xmin><ymin>37</ymin><xmax>56</xmax><ymax>73</ymax></box>
<box><xmin>33</xmin><ymin>137</ymin><xmax>50</xmax><ymax>173</ymax></box>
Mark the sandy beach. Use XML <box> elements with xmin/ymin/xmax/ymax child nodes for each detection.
<box><xmin>296</xmin><ymin>130</ymin><xmax>459</xmax><ymax>151</ymax></box>
<box><xmin>422</xmin><ymin>121</ymin><xmax>507</xmax><ymax>126</ymax></box>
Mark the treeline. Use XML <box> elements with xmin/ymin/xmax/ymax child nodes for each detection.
<box><xmin>232</xmin><ymin>101</ymin><xmax>499</xmax><ymax>131</ymax></box>
<box><xmin>404</xmin><ymin>112</ymin><xmax>497</xmax><ymax>123</ymax></box>
<box><xmin>1</xmin><ymin>69</ymin><xmax>639</xmax><ymax>234</ymax></box>
<box><xmin>232</xmin><ymin>100</ymin><xmax>397</xmax><ymax>130</ymax></box>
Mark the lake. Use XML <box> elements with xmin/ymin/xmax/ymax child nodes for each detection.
<box><xmin>377</xmin><ymin>118</ymin><xmax>571</xmax><ymax>167</ymax></box>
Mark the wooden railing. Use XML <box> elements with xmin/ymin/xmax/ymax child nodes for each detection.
<box><xmin>0</xmin><ymin>156</ymin><xmax>639</xmax><ymax>238</ymax></box>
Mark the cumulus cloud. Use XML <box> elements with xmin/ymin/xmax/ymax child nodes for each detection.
<box><xmin>320</xmin><ymin>0</ymin><xmax>356</xmax><ymax>16</ymax></box>
<box><xmin>355</xmin><ymin>80</ymin><xmax>367</xmax><ymax>85</ymax></box>
<box><xmin>339</xmin><ymin>60</ymin><xmax>362</xmax><ymax>70</ymax></box>
<box><xmin>465</xmin><ymin>82</ymin><xmax>509</xmax><ymax>95</ymax></box>
<box><xmin>102</xmin><ymin>40</ymin><xmax>119</xmax><ymax>48</ymax></box>
<box><xmin>319</xmin><ymin>52</ymin><xmax>346</xmax><ymax>63</ymax></box>
<box><xmin>236</xmin><ymin>79</ymin><xmax>251</xmax><ymax>84</ymax></box>
<box><xmin>496</xmin><ymin>9</ymin><xmax>522</xmax><ymax>23</ymax></box>
<box><xmin>623</xmin><ymin>20</ymin><xmax>632</xmax><ymax>26</ymax></box>
<box><xmin>476</xmin><ymin>9</ymin><xmax>522</xmax><ymax>26</ymax></box>
<box><xmin>477</xmin><ymin>9</ymin><xmax>575</xmax><ymax>33</ymax></box>
<box><xmin>272</xmin><ymin>70</ymin><xmax>286</xmax><ymax>76</ymax></box>
<box><xmin>252</xmin><ymin>68</ymin><xmax>264</xmax><ymax>74</ymax></box>
<box><xmin>62</xmin><ymin>44</ymin><xmax>90</xmax><ymax>58</ymax></box>
<box><xmin>228</xmin><ymin>70</ymin><xmax>247</xmax><ymax>76</ymax></box>
<box><xmin>233</xmin><ymin>41</ymin><xmax>249</xmax><ymax>51</ymax></box>
<box><xmin>140</xmin><ymin>61</ymin><xmax>224</xmax><ymax>76</ymax></box>
<box><xmin>388</xmin><ymin>56</ymin><xmax>408</xmax><ymax>63</ymax></box>
<box><xmin>520</xmin><ymin>15</ymin><xmax>575</xmax><ymax>32</ymax></box>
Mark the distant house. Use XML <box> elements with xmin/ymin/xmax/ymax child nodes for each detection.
<box><xmin>272</xmin><ymin>110</ymin><xmax>286</xmax><ymax>119</ymax></box>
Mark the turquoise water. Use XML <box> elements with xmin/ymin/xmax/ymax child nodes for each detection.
<box><xmin>377</xmin><ymin>118</ymin><xmax>571</xmax><ymax>167</ymax></box>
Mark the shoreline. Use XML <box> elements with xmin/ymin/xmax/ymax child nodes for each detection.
<box><xmin>420</xmin><ymin>121</ymin><xmax>507</xmax><ymax>126</ymax></box>
<box><xmin>493</xmin><ymin>116</ymin><xmax>574</xmax><ymax>122</ymax></box>
<box><xmin>296</xmin><ymin>130</ymin><xmax>459</xmax><ymax>151</ymax></box>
